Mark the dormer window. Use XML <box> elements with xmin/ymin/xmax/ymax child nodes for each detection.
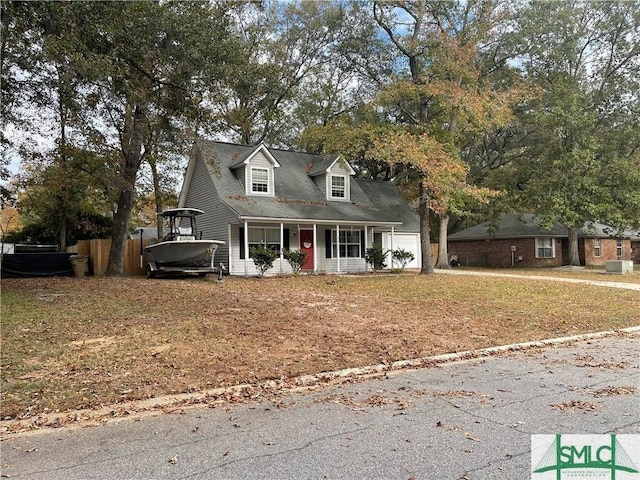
<box><xmin>331</xmin><ymin>175</ymin><xmax>346</xmax><ymax>199</ymax></box>
<box><xmin>306</xmin><ymin>154</ymin><xmax>355</xmax><ymax>202</ymax></box>
<box><xmin>251</xmin><ymin>167</ymin><xmax>269</xmax><ymax>194</ymax></box>
<box><xmin>230</xmin><ymin>144</ymin><xmax>280</xmax><ymax>197</ymax></box>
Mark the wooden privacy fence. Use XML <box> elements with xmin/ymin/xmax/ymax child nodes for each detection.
<box><xmin>72</xmin><ymin>239</ymin><xmax>152</xmax><ymax>276</ymax></box>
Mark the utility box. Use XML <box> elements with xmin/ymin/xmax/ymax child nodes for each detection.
<box><xmin>605</xmin><ymin>260</ymin><xmax>633</xmax><ymax>274</ymax></box>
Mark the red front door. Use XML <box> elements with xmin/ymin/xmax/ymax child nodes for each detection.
<box><xmin>299</xmin><ymin>230</ymin><xmax>315</xmax><ymax>270</ymax></box>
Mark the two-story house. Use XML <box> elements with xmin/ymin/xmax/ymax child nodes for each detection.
<box><xmin>177</xmin><ymin>140</ymin><xmax>421</xmax><ymax>276</ymax></box>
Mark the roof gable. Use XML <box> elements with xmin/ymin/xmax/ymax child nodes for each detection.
<box><xmin>307</xmin><ymin>155</ymin><xmax>356</xmax><ymax>177</ymax></box>
<box><xmin>230</xmin><ymin>143</ymin><xmax>281</xmax><ymax>169</ymax></box>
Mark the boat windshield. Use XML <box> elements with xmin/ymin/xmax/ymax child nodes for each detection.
<box><xmin>163</xmin><ymin>215</ymin><xmax>196</xmax><ymax>241</ymax></box>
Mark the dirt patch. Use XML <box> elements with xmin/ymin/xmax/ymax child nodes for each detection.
<box><xmin>69</xmin><ymin>336</ymin><xmax>116</xmax><ymax>350</ymax></box>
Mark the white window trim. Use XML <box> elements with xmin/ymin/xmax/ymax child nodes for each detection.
<box><xmin>332</xmin><ymin>228</ymin><xmax>361</xmax><ymax>258</ymax></box>
<box><xmin>616</xmin><ymin>239</ymin><xmax>623</xmax><ymax>258</ymax></box>
<box><xmin>248</xmin><ymin>226</ymin><xmax>281</xmax><ymax>256</ymax></box>
<box><xmin>329</xmin><ymin>174</ymin><xmax>349</xmax><ymax>201</ymax></box>
<box><xmin>593</xmin><ymin>238</ymin><xmax>601</xmax><ymax>257</ymax></box>
<box><xmin>535</xmin><ymin>237</ymin><xmax>555</xmax><ymax>259</ymax></box>
<box><xmin>249</xmin><ymin>166</ymin><xmax>271</xmax><ymax>196</ymax></box>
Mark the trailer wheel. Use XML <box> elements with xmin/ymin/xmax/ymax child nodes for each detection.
<box><xmin>146</xmin><ymin>265</ymin><xmax>156</xmax><ymax>279</ymax></box>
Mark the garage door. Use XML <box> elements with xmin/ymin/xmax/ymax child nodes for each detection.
<box><xmin>383</xmin><ymin>232</ymin><xmax>421</xmax><ymax>269</ymax></box>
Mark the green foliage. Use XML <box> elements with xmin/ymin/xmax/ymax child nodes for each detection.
<box><xmin>282</xmin><ymin>249</ymin><xmax>307</xmax><ymax>274</ymax></box>
<box><xmin>391</xmin><ymin>248</ymin><xmax>415</xmax><ymax>272</ymax></box>
<box><xmin>212</xmin><ymin>0</ymin><xmax>348</xmax><ymax>145</ymax></box>
<box><xmin>505</xmin><ymin>0</ymin><xmax>640</xmax><ymax>264</ymax></box>
<box><xmin>5</xmin><ymin>212</ymin><xmax>112</xmax><ymax>245</ymax></box>
<box><xmin>365</xmin><ymin>245</ymin><xmax>388</xmax><ymax>271</ymax></box>
<box><xmin>250</xmin><ymin>242</ymin><xmax>278</xmax><ymax>277</ymax></box>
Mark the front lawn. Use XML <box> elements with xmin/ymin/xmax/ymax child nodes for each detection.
<box><xmin>2</xmin><ymin>273</ymin><xmax>638</xmax><ymax>421</ymax></box>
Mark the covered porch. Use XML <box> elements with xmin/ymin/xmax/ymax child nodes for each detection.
<box><xmin>229</xmin><ymin>218</ymin><xmax>407</xmax><ymax>277</ymax></box>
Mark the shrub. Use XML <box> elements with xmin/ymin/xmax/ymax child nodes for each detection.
<box><xmin>365</xmin><ymin>245</ymin><xmax>388</xmax><ymax>271</ymax></box>
<box><xmin>283</xmin><ymin>249</ymin><xmax>307</xmax><ymax>274</ymax></box>
<box><xmin>249</xmin><ymin>242</ymin><xmax>278</xmax><ymax>277</ymax></box>
<box><xmin>392</xmin><ymin>248</ymin><xmax>415</xmax><ymax>271</ymax></box>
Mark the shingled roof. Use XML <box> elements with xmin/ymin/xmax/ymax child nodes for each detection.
<box><xmin>448</xmin><ymin>212</ymin><xmax>631</xmax><ymax>241</ymax></box>
<box><xmin>189</xmin><ymin>140</ymin><xmax>419</xmax><ymax>230</ymax></box>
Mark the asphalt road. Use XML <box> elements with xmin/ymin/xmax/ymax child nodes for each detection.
<box><xmin>1</xmin><ymin>332</ymin><xmax>638</xmax><ymax>480</ymax></box>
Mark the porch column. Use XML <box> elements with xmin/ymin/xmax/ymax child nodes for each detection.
<box><xmin>313</xmin><ymin>224</ymin><xmax>317</xmax><ymax>272</ymax></box>
<box><xmin>244</xmin><ymin>221</ymin><xmax>249</xmax><ymax>277</ymax></box>
<box><xmin>227</xmin><ymin>224</ymin><xmax>232</xmax><ymax>272</ymax></box>
<box><xmin>336</xmin><ymin>224</ymin><xmax>341</xmax><ymax>273</ymax></box>
<box><xmin>390</xmin><ymin>226</ymin><xmax>395</xmax><ymax>269</ymax></box>
<box><xmin>364</xmin><ymin>225</ymin><xmax>369</xmax><ymax>273</ymax></box>
<box><xmin>280</xmin><ymin>222</ymin><xmax>284</xmax><ymax>273</ymax></box>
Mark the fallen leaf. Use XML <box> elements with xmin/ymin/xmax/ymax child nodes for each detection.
<box><xmin>465</xmin><ymin>432</ymin><xmax>481</xmax><ymax>442</ymax></box>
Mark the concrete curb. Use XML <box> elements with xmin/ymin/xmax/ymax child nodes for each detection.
<box><xmin>2</xmin><ymin>326</ymin><xmax>638</xmax><ymax>436</ymax></box>
<box><xmin>291</xmin><ymin>326</ymin><xmax>640</xmax><ymax>386</ymax></box>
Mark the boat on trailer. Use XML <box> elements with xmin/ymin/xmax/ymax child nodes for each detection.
<box><xmin>143</xmin><ymin>208</ymin><xmax>225</xmax><ymax>279</ymax></box>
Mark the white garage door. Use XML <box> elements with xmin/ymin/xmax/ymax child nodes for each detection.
<box><xmin>383</xmin><ymin>232</ymin><xmax>421</xmax><ymax>270</ymax></box>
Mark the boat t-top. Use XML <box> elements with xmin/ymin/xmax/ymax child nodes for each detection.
<box><xmin>143</xmin><ymin>208</ymin><xmax>225</xmax><ymax>278</ymax></box>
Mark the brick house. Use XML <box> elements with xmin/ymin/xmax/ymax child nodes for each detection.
<box><xmin>447</xmin><ymin>213</ymin><xmax>632</xmax><ymax>268</ymax></box>
<box><xmin>631</xmin><ymin>233</ymin><xmax>640</xmax><ymax>264</ymax></box>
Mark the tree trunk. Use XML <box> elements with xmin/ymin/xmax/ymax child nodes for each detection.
<box><xmin>434</xmin><ymin>213</ymin><xmax>450</xmax><ymax>269</ymax></box>
<box><xmin>105</xmin><ymin>104</ymin><xmax>147</xmax><ymax>276</ymax></box>
<box><xmin>57</xmin><ymin>85</ymin><xmax>69</xmax><ymax>252</ymax></box>
<box><xmin>419</xmin><ymin>180</ymin><xmax>434</xmax><ymax>274</ymax></box>
<box><xmin>58</xmin><ymin>215</ymin><xmax>67</xmax><ymax>253</ymax></box>
<box><xmin>149</xmin><ymin>157</ymin><xmax>164</xmax><ymax>240</ymax></box>
<box><xmin>567</xmin><ymin>226</ymin><xmax>581</xmax><ymax>266</ymax></box>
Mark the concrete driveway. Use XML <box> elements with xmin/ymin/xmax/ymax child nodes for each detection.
<box><xmin>1</xmin><ymin>330</ymin><xmax>638</xmax><ymax>480</ymax></box>
<box><xmin>437</xmin><ymin>268</ymin><xmax>640</xmax><ymax>291</ymax></box>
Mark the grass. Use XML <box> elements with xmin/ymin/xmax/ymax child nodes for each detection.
<box><xmin>1</xmin><ymin>271</ymin><xmax>639</xmax><ymax>421</ymax></box>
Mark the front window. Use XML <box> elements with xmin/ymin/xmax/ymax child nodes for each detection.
<box><xmin>248</xmin><ymin>227</ymin><xmax>280</xmax><ymax>255</ymax></box>
<box><xmin>593</xmin><ymin>238</ymin><xmax>601</xmax><ymax>257</ymax></box>
<box><xmin>535</xmin><ymin>237</ymin><xmax>554</xmax><ymax>258</ymax></box>
<box><xmin>332</xmin><ymin>229</ymin><xmax>360</xmax><ymax>258</ymax></box>
<box><xmin>616</xmin><ymin>239</ymin><xmax>623</xmax><ymax>258</ymax></box>
<box><xmin>251</xmin><ymin>167</ymin><xmax>269</xmax><ymax>194</ymax></box>
<box><xmin>330</xmin><ymin>175</ymin><xmax>346</xmax><ymax>199</ymax></box>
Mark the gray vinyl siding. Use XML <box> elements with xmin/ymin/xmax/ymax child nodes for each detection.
<box><xmin>313</xmin><ymin>175</ymin><xmax>326</xmax><ymax>195</ymax></box>
<box><xmin>183</xmin><ymin>156</ymin><xmax>238</xmax><ymax>270</ymax></box>
<box><xmin>236</xmin><ymin>166</ymin><xmax>246</xmax><ymax>191</ymax></box>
